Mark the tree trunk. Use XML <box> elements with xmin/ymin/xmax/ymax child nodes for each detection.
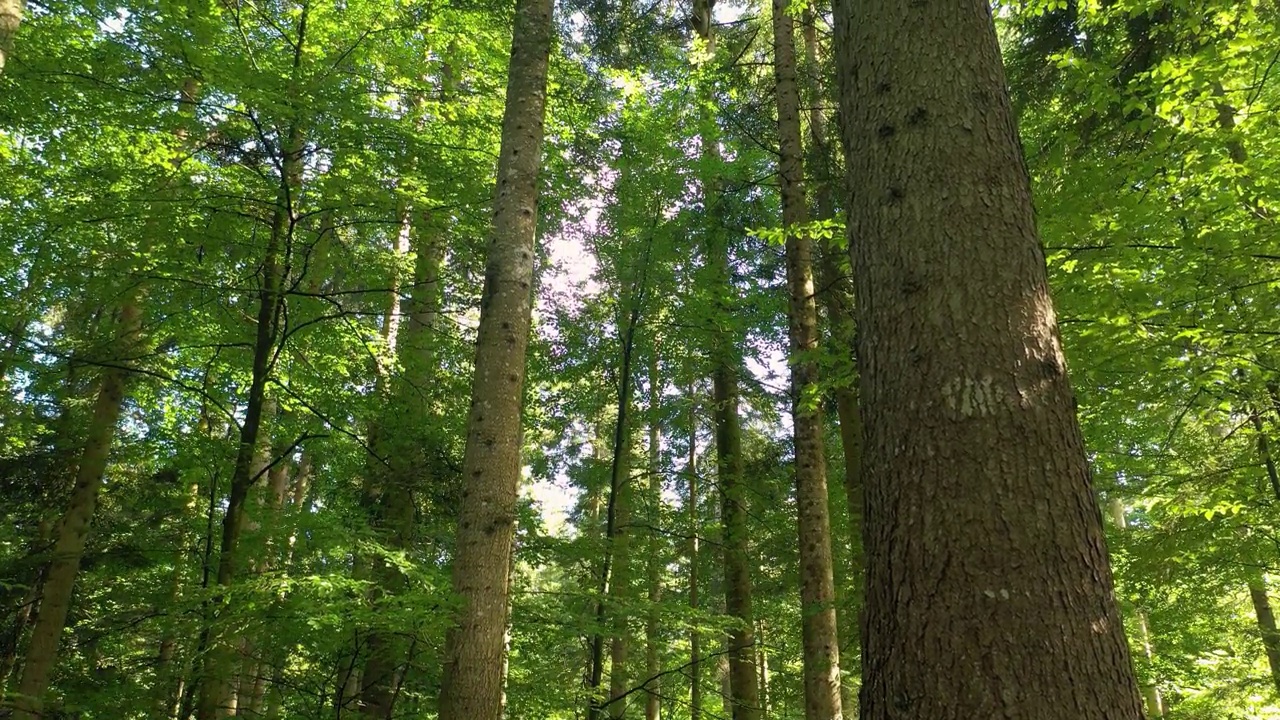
<box><xmin>644</xmin><ymin>351</ymin><xmax>662</xmax><ymax>720</ymax></box>
<box><xmin>833</xmin><ymin>0</ymin><xmax>1145</xmax><ymax>717</ymax></box>
<box><xmin>435</xmin><ymin>0</ymin><xmax>552</xmax><ymax>714</ymax></box>
<box><xmin>360</xmin><ymin>204</ymin><xmax>443</xmax><ymax>720</ymax></box>
<box><xmin>12</xmin><ymin>299</ymin><xmax>142</xmax><ymax>720</ymax></box>
<box><xmin>799</xmin><ymin>14</ymin><xmax>862</xmax><ymax>715</ymax></box>
<box><xmin>592</xmin><ymin>275</ymin><xmax>640</xmax><ymax>720</ymax></box>
<box><xmin>692</xmin><ymin>11</ymin><xmax>761</xmax><ymax>719</ymax></box>
<box><xmin>0</xmin><ymin>0</ymin><xmax>21</xmax><ymax>73</ymax></box>
<box><xmin>197</xmin><ymin>77</ymin><xmax>303</xmax><ymax>719</ymax></box>
<box><xmin>686</xmin><ymin>385</ymin><xmax>702</xmax><ymax>720</ymax></box>
<box><xmin>1108</xmin><ymin>499</ymin><xmax>1164</xmax><ymax>717</ymax></box>
<box><xmin>1248</xmin><ymin>571</ymin><xmax>1280</xmax><ymax>697</ymax></box>
<box><xmin>773</xmin><ymin>1</ymin><xmax>843</xmax><ymax>718</ymax></box>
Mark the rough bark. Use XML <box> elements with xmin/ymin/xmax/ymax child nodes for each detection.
<box><xmin>435</xmin><ymin>0</ymin><xmax>552</xmax><ymax>714</ymax></box>
<box><xmin>0</xmin><ymin>0</ymin><xmax>21</xmax><ymax>73</ymax></box>
<box><xmin>692</xmin><ymin>13</ymin><xmax>761</xmax><ymax>719</ymax></box>
<box><xmin>833</xmin><ymin>0</ymin><xmax>1145</xmax><ymax>717</ymax></box>
<box><xmin>773</xmin><ymin>0</ymin><xmax>843</xmax><ymax>717</ymax></box>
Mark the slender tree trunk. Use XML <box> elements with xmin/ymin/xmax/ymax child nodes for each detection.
<box><xmin>1248</xmin><ymin>571</ymin><xmax>1280</xmax><ymax>697</ymax></box>
<box><xmin>360</xmin><ymin>210</ymin><xmax>443</xmax><ymax>720</ymax></box>
<box><xmin>12</xmin><ymin>299</ymin><xmax>142</xmax><ymax>720</ymax></box>
<box><xmin>774</xmin><ymin>1</ymin><xmax>843</xmax><ymax>717</ymax></box>
<box><xmin>685</xmin><ymin>385</ymin><xmax>702</xmax><ymax>720</ymax></box>
<box><xmin>0</xmin><ymin>0</ymin><xmax>21</xmax><ymax>73</ymax></box>
<box><xmin>755</xmin><ymin>621</ymin><xmax>769</xmax><ymax>718</ymax></box>
<box><xmin>644</xmin><ymin>351</ymin><xmax>662</xmax><ymax>720</ymax></box>
<box><xmin>692</xmin><ymin>10</ymin><xmax>761</xmax><ymax>719</ymax></box>
<box><xmin>197</xmin><ymin>53</ymin><xmax>304</xmax><ymax>716</ymax></box>
<box><xmin>1108</xmin><ymin>499</ymin><xmax>1164</xmax><ymax>718</ymax></box>
<box><xmin>799</xmin><ymin>15</ymin><xmax>862</xmax><ymax>715</ymax></box>
<box><xmin>833</xmin><ymin>0</ymin><xmax>1144</xmax><ymax>717</ymax></box>
<box><xmin>590</xmin><ymin>276</ymin><xmax>640</xmax><ymax>720</ymax></box>
<box><xmin>435</xmin><ymin>0</ymin><xmax>552</xmax><ymax>714</ymax></box>
<box><xmin>609</xmin><ymin>446</ymin><xmax>633</xmax><ymax>720</ymax></box>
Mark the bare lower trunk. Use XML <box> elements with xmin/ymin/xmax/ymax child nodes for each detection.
<box><xmin>834</xmin><ymin>0</ymin><xmax>1144</xmax><ymax>716</ymax></box>
<box><xmin>13</xmin><ymin>300</ymin><xmax>142</xmax><ymax>720</ymax></box>
<box><xmin>801</xmin><ymin>9</ymin><xmax>862</xmax><ymax>714</ymax></box>
<box><xmin>435</xmin><ymin>0</ymin><xmax>552</xmax><ymax>715</ymax></box>
<box><xmin>774</xmin><ymin>0</ymin><xmax>843</xmax><ymax>717</ymax></box>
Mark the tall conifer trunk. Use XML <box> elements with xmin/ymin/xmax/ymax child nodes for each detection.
<box><xmin>435</xmin><ymin>0</ymin><xmax>552</xmax><ymax>714</ymax></box>
<box><xmin>833</xmin><ymin>0</ymin><xmax>1144</xmax><ymax>717</ymax></box>
<box><xmin>799</xmin><ymin>17</ymin><xmax>862</xmax><ymax>715</ymax></box>
<box><xmin>773</xmin><ymin>0</ymin><xmax>843</xmax><ymax>717</ymax></box>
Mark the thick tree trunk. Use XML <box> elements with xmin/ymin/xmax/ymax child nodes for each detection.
<box><xmin>773</xmin><ymin>1</ymin><xmax>843</xmax><ymax>718</ymax></box>
<box><xmin>1248</xmin><ymin>572</ymin><xmax>1280</xmax><ymax>697</ymax></box>
<box><xmin>435</xmin><ymin>0</ymin><xmax>552</xmax><ymax>715</ymax></box>
<box><xmin>644</xmin><ymin>352</ymin><xmax>662</xmax><ymax>720</ymax></box>
<box><xmin>834</xmin><ymin>0</ymin><xmax>1145</xmax><ymax>716</ymax></box>
<box><xmin>12</xmin><ymin>300</ymin><xmax>142</xmax><ymax>720</ymax></box>
<box><xmin>0</xmin><ymin>0</ymin><xmax>20</xmax><ymax>73</ymax></box>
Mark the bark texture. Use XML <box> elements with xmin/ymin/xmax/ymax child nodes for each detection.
<box><xmin>834</xmin><ymin>0</ymin><xmax>1145</xmax><ymax>717</ymax></box>
<box><xmin>773</xmin><ymin>1</ymin><xmax>843</xmax><ymax>718</ymax></box>
<box><xmin>435</xmin><ymin>0</ymin><xmax>552</xmax><ymax>714</ymax></box>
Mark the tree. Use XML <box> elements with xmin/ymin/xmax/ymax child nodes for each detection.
<box><xmin>435</xmin><ymin>0</ymin><xmax>554</xmax><ymax>716</ymax></box>
<box><xmin>833</xmin><ymin>0</ymin><xmax>1146</xmax><ymax>717</ymax></box>
<box><xmin>771</xmin><ymin>0</ymin><xmax>842</xmax><ymax>717</ymax></box>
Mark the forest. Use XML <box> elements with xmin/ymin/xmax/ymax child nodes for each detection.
<box><xmin>1</xmin><ymin>0</ymin><xmax>1278</xmax><ymax>718</ymax></box>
